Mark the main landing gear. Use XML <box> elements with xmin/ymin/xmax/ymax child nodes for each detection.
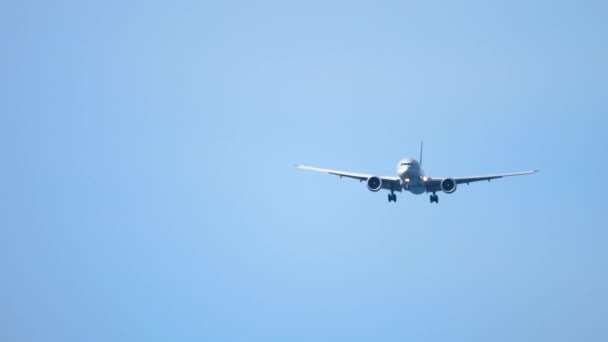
<box><xmin>430</xmin><ymin>193</ymin><xmax>439</xmax><ymax>203</ymax></box>
<box><xmin>388</xmin><ymin>185</ymin><xmax>397</xmax><ymax>203</ymax></box>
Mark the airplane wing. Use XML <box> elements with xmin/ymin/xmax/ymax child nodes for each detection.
<box><xmin>426</xmin><ymin>170</ymin><xmax>538</xmax><ymax>192</ymax></box>
<box><xmin>296</xmin><ymin>165</ymin><xmax>402</xmax><ymax>192</ymax></box>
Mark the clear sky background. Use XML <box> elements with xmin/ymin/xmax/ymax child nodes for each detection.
<box><xmin>3</xmin><ymin>1</ymin><xmax>608</xmax><ymax>341</ymax></box>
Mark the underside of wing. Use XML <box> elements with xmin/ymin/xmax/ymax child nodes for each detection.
<box><xmin>453</xmin><ymin>170</ymin><xmax>539</xmax><ymax>184</ymax></box>
<box><xmin>296</xmin><ymin>165</ymin><xmax>371</xmax><ymax>181</ymax></box>
<box><xmin>426</xmin><ymin>170</ymin><xmax>538</xmax><ymax>192</ymax></box>
<box><xmin>296</xmin><ymin>165</ymin><xmax>401</xmax><ymax>192</ymax></box>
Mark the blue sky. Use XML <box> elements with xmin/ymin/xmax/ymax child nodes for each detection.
<box><xmin>3</xmin><ymin>1</ymin><xmax>608</xmax><ymax>341</ymax></box>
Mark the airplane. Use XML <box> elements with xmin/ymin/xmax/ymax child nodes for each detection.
<box><xmin>296</xmin><ymin>143</ymin><xmax>538</xmax><ymax>203</ymax></box>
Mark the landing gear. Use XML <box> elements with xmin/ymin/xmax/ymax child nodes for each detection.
<box><xmin>388</xmin><ymin>185</ymin><xmax>397</xmax><ymax>203</ymax></box>
<box><xmin>430</xmin><ymin>193</ymin><xmax>439</xmax><ymax>203</ymax></box>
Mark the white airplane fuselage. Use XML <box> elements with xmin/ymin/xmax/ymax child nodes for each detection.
<box><xmin>397</xmin><ymin>158</ymin><xmax>427</xmax><ymax>195</ymax></box>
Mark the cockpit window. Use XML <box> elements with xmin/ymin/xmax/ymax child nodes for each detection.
<box><xmin>401</xmin><ymin>162</ymin><xmax>412</xmax><ymax>166</ymax></box>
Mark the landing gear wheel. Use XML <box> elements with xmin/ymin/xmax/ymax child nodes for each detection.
<box><xmin>388</xmin><ymin>194</ymin><xmax>397</xmax><ymax>202</ymax></box>
<box><xmin>430</xmin><ymin>194</ymin><xmax>439</xmax><ymax>203</ymax></box>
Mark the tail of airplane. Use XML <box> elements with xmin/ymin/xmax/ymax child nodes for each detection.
<box><xmin>419</xmin><ymin>140</ymin><xmax>424</xmax><ymax>166</ymax></box>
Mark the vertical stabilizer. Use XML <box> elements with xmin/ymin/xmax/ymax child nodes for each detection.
<box><xmin>419</xmin><ymin>141</ymin><xmax>424</xmax><ymax>166</ymax></box>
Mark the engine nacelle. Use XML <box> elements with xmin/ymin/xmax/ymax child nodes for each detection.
<box><xmin>367</xmin><ymin>176</ymin><xmax>382</xmax><ymax>192</ymax></box>
<box><xmin>440</xmin><ymin>178</ymin><xmax>457</xmax><ymax>193</ymax></box>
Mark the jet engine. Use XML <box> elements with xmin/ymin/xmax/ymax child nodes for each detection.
<box><xmin>367</xmin><ymin>176</ymin><xmax>382</xmax><ymax>192</ymax></box>
<box><xmin>440</xmin><ymin>178</ymin><xmax>457</xmax><ymax>193</ymax></box>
